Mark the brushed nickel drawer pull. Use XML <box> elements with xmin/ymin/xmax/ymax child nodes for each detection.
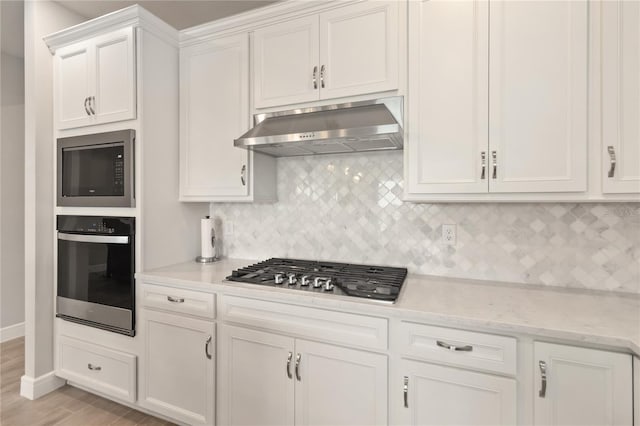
<box><xmin>87</xmin><ymin>363</ymin><xmax>101</xmax><ymax>371</ymax></box>
<box><xmin>320</xmin><ymin>65</ymin><xmax>326</xmax><ymax>88</ymax></box>
<box><xmin>88</xmin><ymin>96</ymin><xmax>96</xmax><ymax>115</ymax></box>
<box><xmin>295</xmin><ymin>353</ymin><xmax>301</xmax><ymax>381</ymax></box>
<box><xmin>492</xmin><ymin>151</ymin><xmax>497</xmax><ymax>179</ymax></box>
<box><xmin>607</xmin><ymin>146</ymin><xmax>616</xmax><ymax>178</ymax></box>
<box><xmin>481</xmin><ymin>151</ymin><xmax>486</xmax><ymax>180</ymax></box>
<box><xmin>436</xmin><ymin>340</ymin><xmax>473</xmax><ymax>352</ymax></box>
<box><xmin>240</xmin><ymin>165</ymin><xmax>246</xmax><ymax>186</ymax></box>
<box><xmin>539</xmin><ymin>360</ymin><xmax>547</xmax><ymax>398</ymax></box>
<box><xmin>84</xmin><ymin>97</ymin><xmax>91</xmax><ymax>116</ymax></box>
<box><xmin>205</xmin><ymin>336</ymin><xmax>212</xmax><ymax>360</ymax></box>
<box><xmin>312</xmin><ymin>66</ymin><xmax>318</xmax><ymax>89</ymax></box>
<box><xmin>167</xmin><ymin>296</ymin><xmax>185</xmax><ymax>303</ymax></box>
<box><xmin>286</xmin><ymin>352</ymin><xmax>293</xmax><ymax>379</ymax></box>
<box><xmin>403</xmin><ymin>376</ymin><xmax>409</xmax><ymax>408</ymax></box>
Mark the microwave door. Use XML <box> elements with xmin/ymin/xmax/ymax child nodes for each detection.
<box><xmin>61</xmin><ymin>143</ymin><xmax>125</xmax><ymax>198</ymax></box>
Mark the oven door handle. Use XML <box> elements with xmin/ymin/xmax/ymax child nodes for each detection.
<box><xmin>57</xmin><ymin>232</ymin><xmax>129</xmax><ymax>244</ymax></box>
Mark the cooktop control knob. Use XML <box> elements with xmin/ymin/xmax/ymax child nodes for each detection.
<box><xmin>274</xmin><ymin>273</ymin><xmax>284</xmax><ymax>285</ymax></box>
<box><xmin>288</xmin><ymin>274</ymin><xmax>297</xmax><ymax>285</ymax></box>
<box><xmin>313</xmin><ymin>277</ymin><xmax>323</xmax><ymax>288</ymax></box>
<box><xmin>323</xmin><ymin>279</ymin><xmax>334</xmax><ymax>292</ymax></box>
<box><xmin>300</xmin><ymin>275</ymin><xmax>310</xmax><ymax>286</ymax></box>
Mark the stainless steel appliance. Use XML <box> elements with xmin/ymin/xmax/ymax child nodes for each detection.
<box><xmin>227</xmin><ymin>258</ymin><xmax>407</xmax><ymax>303</ymax></box>
<box><xmin>233</xmin><ymin>97</ymin><xmax>403</xmax><ymax>157</ymax></box>
<box><xmin>56</xmin><ymin>215</ymin><xmax>135</xmax><ymax>336</ymax></box>
<box><xmin>57</xmin><ymin>130</ymin><xmax>135</xmax><ymax>207</ymax></box>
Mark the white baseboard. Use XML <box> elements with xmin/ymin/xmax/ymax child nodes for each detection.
<box><xmin>0</xmin><ymin>322</ymin><xmax>25</xmax><ymax>343</ymax></box>
<box><xmin>20</xmin><ymin>372</ymin><xmax>66</xmax><ymax>400</ymax></box>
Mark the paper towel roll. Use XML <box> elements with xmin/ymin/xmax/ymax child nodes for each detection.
<box><xmin>200</xmin><ymin>217</ymin><xmax>215</xmax><ymax>259</ymax></box>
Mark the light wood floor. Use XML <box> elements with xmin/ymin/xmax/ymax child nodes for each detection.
<box><xmin>0</xmin><ymin>337</ymin><xmax>175</xmax><ymax>425</ymax></box>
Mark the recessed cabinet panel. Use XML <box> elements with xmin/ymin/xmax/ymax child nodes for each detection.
<box><xmin>602</xmin><ymin>0</ymin><xmax>640</xmax><ymax>194</ymax></box>
<box><xmin>94</xmin><ymin>27</ymin><xmax>136</xmax><ymax>124</ymax></box>
<box><xmin>399</xmin><ymin>359</ymin><xmax>516</xmax><ymax>426</ymax></box>
<box><xmin>294</xmin><ymin>339</ymin><xmax>387</xmax><ymax>426</ymax></box>
<box><xmin>533</xmin><ymin>342</ymin><xmax>632</xmax><ymax>426</ymax></box>
<box><xmin>217</xmin><ymin>325</ymin><xmax>295</xmax><ymax>426</ymax></box>
<box><xmin>253</xmin><ymin>16</ymin><xmax>320</xmax><ymax>108</ymax></box>
<box><xmin>140</xmin><ymin>310</ymin><xmax>215</xmax><ymax>425</ymax></box>
<box><xmin>319</xmin><ymin>1</ymin><xmax>398</xmax><ymax>100</ymax></box>
<box><xmin>406</xmin><ymin>0</ymin><xmax>488</xmax><ymax>194</ymax></box>
<box><xmin>488</xmin><ymin>1</ymin><xmax>588</xmax><ymax>193</ymax></box>
<box><xmin>56</xmin><ymin>42</ymin><xmax>93</xmax><ymax>128</ymax></box>
<box><xmin>180</xmin><ymin>34</ymin><xmax>250</xmax><ymax>198</ymax></box>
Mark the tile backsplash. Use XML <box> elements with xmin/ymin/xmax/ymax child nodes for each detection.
<box><xmin>210</xmin><ymin>152</ymin><xmax>640</xmax><ymax>294</ymax></box>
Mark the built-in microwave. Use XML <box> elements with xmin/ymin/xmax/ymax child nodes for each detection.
<box><xmin>57</xmin><ymin>130</ymin><xmax>135</xmax><ymax>207</ymax></box>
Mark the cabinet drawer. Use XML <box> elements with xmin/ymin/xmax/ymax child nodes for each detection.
<box><xmin>140</xmin><ymin>283</ymin><xmax>215</xmax><ymax>319</ymax></box>
<box><xmin>398</xmin><ymin>322</ymin><xmax>517</xmax><ymax>375</ymax></box>
<box><xmin>57</xmin><ymin>335</ymin><xmax>136</xmax><ymax>402</ymax></box>
<box><xmin>219</xmin><ymin>295</ymin><xmax>388</xmax><ymax>350</ymax></box>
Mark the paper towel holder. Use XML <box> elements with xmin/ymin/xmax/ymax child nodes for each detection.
<box><xmin>196</xmin><ymin>215</ymin><xmax>219</xmax><ymax>263</ymax></box>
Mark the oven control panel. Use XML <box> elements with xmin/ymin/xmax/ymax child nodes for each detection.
<box><xmin>57</xmin><ymin>215</ymin><xmax>135</xmax><ymax>236</ymax></box>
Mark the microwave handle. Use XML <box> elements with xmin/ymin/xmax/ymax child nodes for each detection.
<box><xmin>57</xmin><ymin>232</ymin><xmax>129</xmax><ymax>245</ymax></box>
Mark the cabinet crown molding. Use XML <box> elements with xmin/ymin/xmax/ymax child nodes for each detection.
<box><xmin>44</xmin><ymin>5</ymin><xmax>178</xmax><ymax>54</ymax></box>
<box><xmin>179</xmin><ymin>0</ymin><xmax>361</xmax><ymax>47</ymax></box>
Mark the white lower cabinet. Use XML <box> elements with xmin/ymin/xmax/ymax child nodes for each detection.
<box><xmin>398</xmin><ymin>359</ymin><xmax>516</xmax><ymax>426</ymax></box>
<box><xmin>533</xmin><ymin>342</ymin><xmax>633</xmax><ymax>426</ymax></box>
<box><xmin>139</xmin><ymin>309</ymin><xmax>215</xmax><ymax>426</ymax></box>
<box><xmin>217</xmin><ymin>324</ymin><xmax>387</xmax><ymax>426</ymax></box>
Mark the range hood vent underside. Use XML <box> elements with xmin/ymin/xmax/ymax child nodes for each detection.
<box><xmin>234</xmin><ymin>98</ymin><xmax>403</xmax><ymax>157</ymax></box>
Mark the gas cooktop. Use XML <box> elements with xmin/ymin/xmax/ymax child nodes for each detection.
<box><xmin>226</xmin><ymin>258</ymin><xmax>408</xmax><ymax>303</ymax></box>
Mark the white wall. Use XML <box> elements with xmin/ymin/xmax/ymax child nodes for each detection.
<box><xmin>23</xmin><ymin>0</ymin><xmax>84</xmax><ymax>387</ymax></box>
<box><xmin>1</xmin><ymin>52</ymin><xmax>25</xmax><ymax>333</ymax></box>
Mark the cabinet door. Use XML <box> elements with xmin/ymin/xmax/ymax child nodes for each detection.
<box><xmin>253</xmin><ymin>16</ymin><xmax>319</xmax><ymax>108</ymax></box>
<box><xmin>139</xmin><ymin>310</ymin><xmax>214</xmax><ymax>426</ymax></box>
<box><xmin>93</xmin><ymin>27</ymin><xmax>136</xmax><ymax>125</ymax></box>
<box><xmin>406</xmin><ymin>0</ymin><xmax>489</xmax><ymax>195</ymax></box>
<box><xmin>319</xmin><ymin>1</ymin><xmax>398</xmax><ymax>100</ymax></box>
<box><xmin>217</xmin><ymin>325</ymin><xmax>295</xmax><ymax>426</ymax></box>
<box><xmin>180</xmin><ymin>34</ymin><xmax>250</xmax><ymax>199</ymax></box>
<box><xmin>398</xmin><ymin>359</ymin><xmax>516</xmax><ymax>426</ymax></box>
<box><xmin>55</xmin><ymin>40</ymin><xmax>93</xmax><ymax>129</ymax></box>
<box><xmin>602</xmin><ymin>0</ymin><xmax>640</xmax><ymax>194</ymax></box>
<box><xmin>534</xmin><ymin>342</ymin><xmax>632</xmax><ymax>426</ymax></box>
<box><xmin>489</xmin><ymin>1</ymin><xmax>588</xmax><ymax>193</ymax></box>
<box><xmin>294</xmin><ymin>339</ymin><xmax>387</xmax><ymax>426</ymax></box>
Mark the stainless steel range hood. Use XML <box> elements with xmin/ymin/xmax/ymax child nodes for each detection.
<box><xmin>234</xmin><ymin>97</ymin><xmax>403</xmax><ymax>157</ymax></box>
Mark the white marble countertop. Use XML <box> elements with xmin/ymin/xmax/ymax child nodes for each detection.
<box><xmin>137</xmin><ymin>258</ymin><xmax>640</xmax><ymax>356</ymax></box>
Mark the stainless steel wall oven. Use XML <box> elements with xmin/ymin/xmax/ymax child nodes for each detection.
<box><xmin>57</xmin><ymin>130</ymin><xmax>135</xmax><ymax>207</ymax></box>
<box><xmin>57</xmin><ymin>215</ymin><xmax>135</xmax><ymax>336</ymax></box>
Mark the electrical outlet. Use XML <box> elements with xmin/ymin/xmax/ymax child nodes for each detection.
<box><xmin>442</xmin><ymin>224</ymin><xmax>456</xmax><ymax>246</ymax></box>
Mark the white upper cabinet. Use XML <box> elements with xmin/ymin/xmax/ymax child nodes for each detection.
<box><xmin>406</xmin><ymin>0</ymin><xmax>489</xmax><ymax>195</ymax></box>
<box><xmin>55</xmin><ymin>27</ymin><xmax>136</xmax><ymax>130</ymax></box>
<box><xmin>406</xmin><ymin>0</ymin><xmax>591</xmax><ymax>200</ymax></box>
<box><xmin>253</xmin><ymin>16</ymin><xmax>320</xmax><ymax>108</ymax></box>
<box><xmin>180</xmin><ymin>33</ymin><xmax>276</xmax><ymax>202</ymax></box>
<box><xmin>318</xmin><ymin>1</ymin><xmax>398</xmax><ymax>101</ymax></box>
<box><xmin>253</xmin><ymin>1</ymin><xmax>399</xmax><ymax>109</ymax></box>
<box><xmin>488</xmin><ymin>1</ymin><xmax>588</xmax><ymax>193</ymax></box>
<box><xmin>601</xmin><ymin>0</ymin><xmax>640</xmax><ymax>194</ymax></box>
<box><xmin>56</xmin><ymin>40</ymin><xmax>93</xmax><ymax>129</ymax></box>
<box><xmin>533</xmin><ymin>342</ymin><xmax>632</xmax><ymax>426</ymax></box>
